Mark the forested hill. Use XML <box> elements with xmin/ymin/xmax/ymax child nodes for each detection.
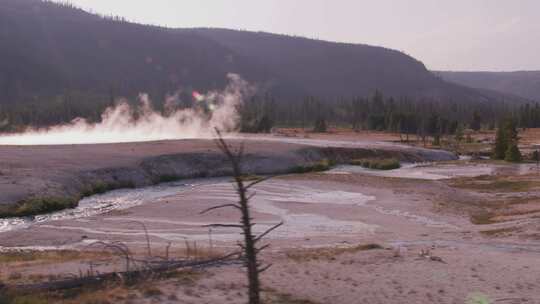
<box><xmin>0</xmin><ymin>0</ymin><xmax>527</xmax><ymax>129</ymax></box>
<box><xmin>436</xmin><ymin>71</ymin><xmax>540</xmax><ymax>102</ymax></box>
<box><xmin>188</xmin><ymin>28</ymin><xmax>506</xmax><ymax>102</ymax></box>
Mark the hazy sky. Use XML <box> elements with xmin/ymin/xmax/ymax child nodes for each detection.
<box><xmin>57</xmin><ymin>0</ymin><xmax>540</xmax><ymax>71</ymax></box>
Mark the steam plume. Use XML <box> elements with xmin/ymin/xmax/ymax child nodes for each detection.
<box><xmin>0</xmin><ymin>74</ymin><xmax>253</xmax><ymax>145</ymax></box>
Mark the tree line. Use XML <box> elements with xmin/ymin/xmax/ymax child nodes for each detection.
<box><xmin>243</xmin><ymin>91</ymin><xmax>538</xmax><ymax>137</ymax></box>
<box><xmin>1</xmin><ymin>90</ymin><xmax>539</xmax><ymax>138</ymax></box>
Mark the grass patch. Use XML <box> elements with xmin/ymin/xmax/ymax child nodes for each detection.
<box><xmin>470</xmin><ymin>211</ymin><xmax>497</xmax><ymax>225</ymax></box>
<box><xmin>1</xmin><ymin>269</ymin><xmax>202</xmax><ymax>304</ymax></box>
<box><xmin>286</xmin><ymin>243</ymin><xmax>383</xmax><ymax>262</ymax></box>
<box><xmin>81</xmin><ymin>180</ymin><xmax>135</xmax><ymax>197</ymax></box>
<box><xmin>290</xmin><ymin>159</ymin><xmax>335</xmax><ymax>174</ymax></box>
<box><xmin>0</xmin><ymin>250</ymin><xmax>107</xmax><ymax>265</ymax></box>
<box><xmin>156</xmin><ymin>174</ymin><xmax>183</xmax><ymax>183</ymax></box>
<box><xmin>0</xmin><ymin>196</ymin><xmax>79</xmax><ymax>218</ymax></box>
<box><xmin>0</xmin><ymin>294</ymin><xmax>50</xmax><ymax>304</ymax></box>
<box><xmin>350</xmin><ymin>158</ymin><xmax>401</xmax><ymax>170</ymax></box>
<box><xmin>0</xmin><ymin>180</ymin><xmax>137</xmax><ymax>218</ymax></box>
<box><xmin>451</xmin><ymin>176</ymin><xmax>540</xmax><ymax>193</ymax></box>
<box><xmin>264</xmin><ymin>292</ymin><xmax>321</xmax><ymax>304</ymax></box>
<box><xmin>480</xmin><ymin>226</ymin><xmax>520</xmax><ymax>237</ymax></box>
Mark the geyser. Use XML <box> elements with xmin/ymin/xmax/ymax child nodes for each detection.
<box><xmin>0</xmin><ymin>74</ymin><xmax>253</xmax><ymax>145</ymax></box>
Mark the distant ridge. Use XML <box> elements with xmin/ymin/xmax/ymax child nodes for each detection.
<box><xmin>436</xmin><ymin>71</ymin><xmax>540</xmax><ymax>102</ymax></box>
<box><xmin>0</xmin><ymin>0</ymin><xmax>526</xmax><ymax>107</ymax></box>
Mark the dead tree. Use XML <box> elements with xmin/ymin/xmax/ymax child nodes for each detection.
<box><xmin>201</xmin><ymin>130</ymin><xmax>283</xmax><ymax>304</ymax></box>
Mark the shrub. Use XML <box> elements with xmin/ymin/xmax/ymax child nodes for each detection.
<box><xmin>0</xmin><ymin>196</ymin><xmax>79</xmax><ymax>218</ymax></box>
<box><xmin>504</xmin><ymin>144</ymin><xmax>522</xmax><ymax>162</ymax></box>
<box><xmin>81</xmin><ymin>180</ymin><xmax>135</xmax><ymax>197</ymax></box>
<box><xmin>313</xmin><ymin>117</ymin><xmax>327</xmax><ymax>133</ymax></box>
<box><xmin>493</xmin><ymin>118</ymin><xmax>519</xmax><ymax>161</ymax></box>
<box><xmin>432</xmin><ymin>135</ymin><xmax>441</xmax><ymax>146</ymax></box>
<box><xmin>0</xmin><ymin>180</ymin><xmax>137</xmax><ymax>218</ymax></box>
<box><xmin>290</xmin><ymin>159</ymin><xmax>334</xmax><ymax>173</ymax></box>
<box><xmin>350</xmin><ymin>158</ymin><xmax>400</xmax><ymax>170</ymax></box>
<box><xmin>531</xmin><ymin>150</ymin><xmax>539</xmax><ymax>162</ymax></box>
<box><xmin>158</xmin><ymin>174</ymin><xmax>181</xmax><ymax>183</ymax></box>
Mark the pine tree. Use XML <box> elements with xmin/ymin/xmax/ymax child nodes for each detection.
<box><xmin>313</xmin><ymin>116</ymin><xmax>327</xmax><ymax>133</ymax></box>
<box><xmin>505</xmin><ymin>144</ymin><xmax>522</xmax><ymax>162</ymax></box>
<box><xmin>470</xmin><ymin>111</ymin><xmax>482</xmax><ymax>131</ymax></box>
<box><xmin>454</xmin><ymin>124</ymin><xmax>464</xmax><ymax>143</ymax></box>
<box><xmin>531</xmin><ymin>150</ymin><xmax>539</xmax><ymax>162</ymax></box>
<box><xmin>494</xmin><ymin>118</ymin><xmax>522</xmax><ymax>162</ymax></box>
<box><xmin>492</xmin><ymin>121</ymin><xmax>508</xmax><ymax>160</ymax></box>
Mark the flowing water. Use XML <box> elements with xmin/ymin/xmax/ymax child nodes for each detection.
<box><xmin>0</xmin><ymin>179</ymin><xmax>222</xmax><ymax>233</ymax></box>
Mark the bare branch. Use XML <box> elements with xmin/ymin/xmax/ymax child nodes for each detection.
<box><xmin>246</xmin><ymin>192</ymin><xmax>257</xmax><ymax>201</ymax></box>
<box><xmin>255</xmin><ymin>244</ymin><xmax>271</xmax><ymax>253</ymax></box>
<box><xmin>199</xmin><ymin>203</ymin><xmax>241</xmax><ymax>214</ymax></box>
<box><xmin>203</xmin><ymin>223</ymin><xmax>244</xmax><ymax>229</ymax></box>
<box><xmin>130</xmin><ymin>221</ymin><xmax>152</xmax><ymax>257</ymax></box>
<box><xmin>237</xmin><ymin>142</ymin><xmax>246</xmax><ymax>162</ymax></box>
<box><xmin>258</xmin><ymin>264</ymin><xmax>273</xmax><ymax>273</ymax></box>
<box><xmin>254</xmin><ymin>222</ymin><xmax>284</xmax><ymax>243</ymax></box>
<box><xmin>245</xmin><ymin>175</ymin><xmax>276</xmax><ymax>190</ymax></box>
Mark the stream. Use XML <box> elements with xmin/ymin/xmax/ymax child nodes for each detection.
<box><xmin>0</xmin><ymin>179</ymin><xmax>223</xmax><ymax>233</ymax></box>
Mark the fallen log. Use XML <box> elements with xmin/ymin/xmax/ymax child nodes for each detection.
<box><xmin>5</xmin><ymin>252</ymin><xmax>240</xmax><ymax>294</ymax></box>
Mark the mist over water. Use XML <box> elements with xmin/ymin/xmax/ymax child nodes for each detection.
<box><xmin>0</xmin><ymin>74</ymin><xmax>253</xmax><ymax>145</ymax></box>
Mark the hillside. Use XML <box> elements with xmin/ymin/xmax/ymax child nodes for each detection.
<box><xmin>436</xmin><ymin>71</ymin><xmax>540</xmax><ymax>102</ymax></box>
<box><xmin>0</xmin><ymin>0</ymin><xmax>526</xmax><ymax>129</ymax></box>
<box><xmin>190</xmin><ymin>28</ymin><xmax>507</xmax><ymax>102</ymax></box>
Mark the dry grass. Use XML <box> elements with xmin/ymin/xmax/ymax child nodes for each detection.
<box><xmin>263</xmin><ymin>289</ymin><xmax>322</xmax><ymax>304</ymax></box>
<box><xmin>286</xmin><ymin>243</ymin><xmax>383</xmax><ymax>262</ymax></box>
<box><xmin>1</xmin><ymin>269</ymin><xmax>202</xmax><ymax>304</ymax></box>
<box><xmin>0</xmin><ymin>250</ymin><xmax>110</xmax><ymax>265</ymax></box>
<box><xmin>442</xmin><ymin>172</ymin><xmax>540</xmax><ymax>228</ymax></box>
<box><xmin>480</xmin><ymin>226</ymin><xmax>522</xmax><ymax>237</ymax></box>
<box><xmin>470</xmin><ymin>211</ymin><xmax>498</xmax><ymax>225</ymax></box>
<box><xmin>450</xmin><ymin>175</ymin><xmax>540</xmax><ymax>193</ymax></box>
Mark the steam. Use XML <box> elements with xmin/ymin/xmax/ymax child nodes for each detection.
<box><xmin>0</xmin><ymin>74</ymin><xmax>254</xmax><ymax>145</ymax></box>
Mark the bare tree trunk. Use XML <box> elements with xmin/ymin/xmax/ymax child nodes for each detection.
<box><xmin>234</xmin><ymin>163</ymin><xmax>261</xmax><ymax>304</ymax></box>
<box><xmin>205</xmin><ymin>130</ymin><xmax>283</xmax><ymax>304</ymax></box>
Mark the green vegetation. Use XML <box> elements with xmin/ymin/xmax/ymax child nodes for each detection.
<box><xmin>157</xmin><ymin>174</ymin><xmax>181</xmax><ymax>183</ymax></box>
<box><xmin>290</xmin><ymin>159</ymin><xmax>334</xmax><ymax>174</ymax></box>
<box><xmin>480</xmin><ymin>226</ymin><xmax>520</xmax><ymax>237</ymax></box>
<box><xmin>81</xmin><ymin>180</ymin><xmax>136</xmax><ymax>197</ymax></box>
<box><xmin>0</xmin><ymin>196</ymin><xmax>79</xmax><ymax>218</ymax></box>
<box><xmin>264</xmin><ymin>292</ymin><xmax>322</xmax><ymax>304</ymax></box>
<box><xmin>452</xmin><ymin>177</ymin><xmax>539</xmax><ymax>193</ymax></box>
<box><xmin>0</xmin><ymin>250</ymin><xmax>107</xmax><ymax>264</ymax></box>
<box><xmin>0</xmin><ymin>180</ymin><xmax>137</xmax><ymax>218</ymax></box>
<box><xmin>493</xmin><ymin>118</ymin><xmax>522</xmax><ymax>162</ymax></box>
<box><xmin>350</xmin><ymin>158</ymin><xmax>401</xmax><ymax>170</ymax></box>
<box><xmin>0</xmin><ymin>294</ymin><xmax>50</xmax><ymax>304</ymax></box>
<box><xmin>505</xmin><ymin>143</ymin><xmax>522</xmax><ymax>162</ymax></box>
<box><xmin>0</xmin><ymin>268</ymin><xmax>202</xmax><ymax>304</ymax></box>
<box><xmin>470</xmin><ymin>211</ymin><xmax>497</xmax><ymax>225</ymax></box>
<box><xmin>532</xmin><ymin>150</ymin><xmax>540</xmax><ymax>162</ymax></box>
<box><xmin>312</xmin><ymin>117</ymin><xmax>328</xmax><ymax>133</ymax></box>
<box><xmin>239</xmin><ymin>96</ymin><xmax>276</xmax><ymax>133</ymax></box>
<box><xmin>286</xmin><ymin>243</ymin><xmax>383</xmax><ymax>262</ymax></box>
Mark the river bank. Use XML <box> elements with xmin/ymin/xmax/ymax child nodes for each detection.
<box><xmin>0</xmin><ymin>135</ymin><xmax>456</xmax><ymax>218</ymax></box>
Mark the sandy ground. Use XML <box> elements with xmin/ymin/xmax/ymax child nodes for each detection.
<box><xmin>1</xmin><ymin>132</ymin><xmax>540</xmax><ymax>303</ymax></box>
<box><xmin>2</xmin><ymin>161</ymin><xmax>540</xmax><ymax>303</ymax></box>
